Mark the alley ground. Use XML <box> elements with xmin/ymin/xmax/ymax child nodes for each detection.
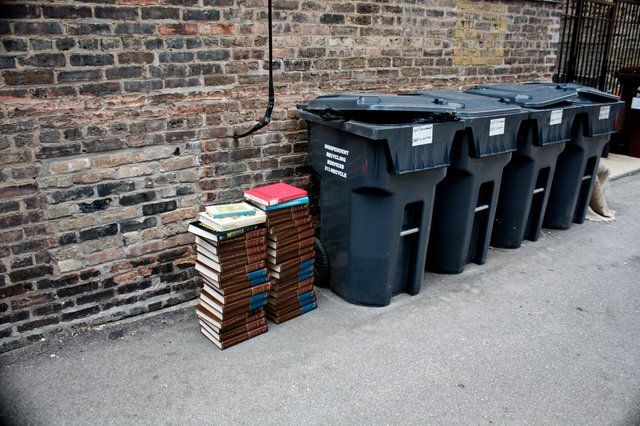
<box><xmin>1</xmin><ymin>174</ymin><xmax>639</xmax><ymax>425</ymax></box>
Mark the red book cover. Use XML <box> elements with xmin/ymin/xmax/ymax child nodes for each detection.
<box><xmin>244</xmin><ymin>183</ymin><xmax>307</xmax><ymax>207</ymax></box>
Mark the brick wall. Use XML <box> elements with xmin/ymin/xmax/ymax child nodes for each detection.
<box><xmin>0</xmin><ymin>0</ymin><xmax>563</xmax><ymax>352</ymax></box>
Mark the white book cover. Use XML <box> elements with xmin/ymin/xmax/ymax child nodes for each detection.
<box><xmin>199</xmin><ymin>208</ymin><xmax>266</xmax><ymax>232</ymax></box>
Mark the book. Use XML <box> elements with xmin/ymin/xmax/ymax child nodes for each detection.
<box><xmin>270</xmin><ymin>275</ymin><xmax>314</xmax><ymax>290</ymax></box>
<box><xmin>267</xmin><ymin>216</ymin><xmax>312</xmax><ymax>235</ymax></box>
<box><xmin>261</xmin><ymin>196</ymin><xmax>309</xmax><ymax>211</ymax></box>
<box><xmin>200</xmin><ymin>323</ymin><xmax>268</xmax><ymax>350</ymax></box>
<box><xmin>266</xmin><ymin>224</ymin><xmax>314</xmax><ymax>243</ymax></box>
<box><xmin>199</xmin><ymin>209</ymin><xmax>266</xmax><ymax>233</ymax></box>
<box><xmin>267</xmin><ymin>302</ymin><xmax>317</xmax><ymax>324</ymax></box>
<box><xmin>266</xmin><ymin>208</ymin><xmax>312</xmax><ymax>228</ymax></box>
<box><xmin>204</xmin><ymin>281</ymin><xmax>271</xmax><ymax>305</ymax></box>
<box><xmin>195</xmin><ymin>259</ymin><xmax>266</xmax><ymax>282</ymax></box>
<box><xmin>199</xmin><ymin>317</ymin><xmax>267</xmax><ymax>342</ymax></box>
<box><xmin>266</xmin><ymin>245</ymin><xmax>314</xmax><ymax>266</ymax></box>
<box><xmin>195</xmin><ymin>304</ymin><xmax>265</xmax><ymax>332</ymax></box>
<box><xmin>271</xmin><ymin>278</ymin><xmax>314</xmax><ymax>295</ymax></box>
<box><xmin>196</xmin><ymin>243</ymin><xmax>264</xmax><ymax>266</ymax></box>
<box><xmin>263</xmin><ymin>204</ymin><xmax>309</xmax><ymax>219</ymax></box>
<box><xmin>244</xmin><ymin>182</ymin><xmax>307</xmax><ymax>207</ymax></box>
<box><xmin>269</xmin><ymin>282</ymin><xmax>314</xmax><ymax>299</ymax></box>
<box><xmin>196</xmin><ymin>249</ymin><xmax>265</xmax><ymax>273</ymax></box>
<box><xmin>188</xmin><ymin>222</ymin><xmax>260</xmax><ymax>243</ymax></box>
<box><xmin>268</xmin><ymin>261</ymin><xmax>314</xmax><ymax>281</ymax></box>
<box><xmin>195</xmin><ymin>236</ymin><xmax>266</xmax><ymax>259</ymax></box>
<box><xmin>206</xmin><ymin>202</ymin><xmax>257</xmax><ymax>219</ymax></box>
<box><xmin>267</xmin><ymin>228</ymin><xmax>314</xmax><ymax>249</ymax></box>
<box><xmin>202</xmin><ymin>274</ymin><xmax>270</xmax><ymax>295</ymax></box>
<box><xmin>200</xmin><ymin>289</ymin><xmax>267</xmax><ymax>317</ymax></box>
<box><xmin>195</xmin><ymin>262</ymin><xmax>267</xmax><ymax>286</ymax></box>
<box><xmin>267</xmin><ymin>236</ymin><xmax>314</xmax><ymax>256</ymax></box>
<box><xmin>267</xmin><ymin>289</ymin><xmax>315</xmax><ymax>307</ymax></box>
<box><xmin>267</xmin><ymin>252</ymin><xmax>315</xmax><ymax>273</ymax></box>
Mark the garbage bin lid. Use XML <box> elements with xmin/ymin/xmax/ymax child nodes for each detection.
<box><xmin>523</xmin><ymin>82</ymin><xmax>619</xmax><ymax>104</ymax></box>
<box><xmin>403</xmin><ymin>90</ymin><xmax>523</xmax><ymax>118</ymax></box>
<box><xmin>465</xmin><ymin>83</ymin><xmax>578</xmax><ymax>108</ymax></box>
<box><xmin>301</xmin><ymin>93</ymin><xmax>458</xmax><ymax>114</ymax></box>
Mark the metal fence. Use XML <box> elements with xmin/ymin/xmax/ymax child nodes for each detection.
<box><xmin>555</xmin><ymin>0</ymin><xmax>640</xmax><ymax>94</ymax></box>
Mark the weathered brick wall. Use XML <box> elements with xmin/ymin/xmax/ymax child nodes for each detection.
<box><xmin>0</xmin><ymin>0</ymin><xmax>563</xmax><ymax>352</ymax></box>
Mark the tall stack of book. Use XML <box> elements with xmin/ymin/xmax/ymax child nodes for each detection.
<box><xmin>244</xmin><ymin>183</ymin><xmax>317</xmax><ymax>324</ymax></box>
<box><xmin>188</xmin><ymin>202</ymin><xmax>270</xmax><ymax>350</ymax></box>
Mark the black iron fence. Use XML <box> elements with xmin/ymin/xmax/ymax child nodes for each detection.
<box><xmin>555</xmin><ymin>0</ymin><xmax>640</xmax><ymax>94</ymax></box>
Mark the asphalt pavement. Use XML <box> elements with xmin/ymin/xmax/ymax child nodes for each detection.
<box><xmin>1</xmin><ymin>174</ymin><xmax>639</xmax><ymax>425</ymax></box>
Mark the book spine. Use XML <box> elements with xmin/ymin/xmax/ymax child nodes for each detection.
<box><xmin>217</xmin><ymin>224</ymin><xmax>259</xmax><ymax>242</ymax></box>
<box><xmin>268</xmin><ymin>302</ymin><xmax>317</xmax><ymax>324</ymax></box>
<box><xmin>267</xmin><ymin>230</ymin><xmax>315</xmax><ymax>249</ymax></box>
<box><xmin>207</xmin><ymin>271</ymin><xmax>268</xmax><ymax>291</ymax></box>
<box><xmin>218</xmin><ymin>261</ymin><xmax>266</xmax><ymax>281</ymax></box>
<box><xmin>266</xmin><ymin>223</ymin><xmax>313</xmax><ymax>242</ymax></box>
<box><xmin>265</xmin><ymin>209</ymin><xmax>311</xmax><ymax>228</ymax></box>
<box><xmin>264</xmin><ymin>196</ymin><xmax>309</xmax><ymax>211</ymax></box>
<box><xmin>220</xmin><ymin>324</ymin><xmax>268</xmax><ymax>350</ymax></box>
<box><xmin>269</xmin><ymin>284</ymin><xmax>314</xmax><ymax>299</ymax></box>
<box><xmin>218</xmin><ymin>317</ymin><xmax>267</xmax><ymax>341</ymax></box>
<box><xmin>217</xmin><ymin>235</ymin><xmax>265</xmax><ymax>252</ymax></box>
<box><xmin>269</xmin><ymin>251</ymin><xmax>315</xmax><ymax>271</ymax></box>
<box><xmin>268</xmin><ymin>217</ymin><xmax>312</xmax><ymax>235</ymax></box>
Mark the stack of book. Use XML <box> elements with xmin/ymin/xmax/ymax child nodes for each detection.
<box><xmin>244</xmin><ymin>183</ymin><xmax>317</xmax><ymax>323</ymax></box>
<box><xmin>188</xmin><ymin>202</ymin><xmax>270</xmax><ymax>350</ymax></box>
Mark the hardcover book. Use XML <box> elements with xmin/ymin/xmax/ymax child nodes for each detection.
<box><xmin>199</xmin><ymin>317</ymin><xmax>267</xmax><ymax>342</ymax></box>
<box><xmin>195</xmin><ymin>304</ymin><xmax>265</xmax><ymax>332</ymax></box>
<box><xmin>200</xmin><ymin>324</ymin><xmax>268</xmax><ymax>350</ymax></box>
<box><xmin>205</xmin><ymin>202</ymin><xmax>258</xmax><ymax>219</ymax></box>
<box><xmin>204</xmin><ymin>281</ymin><xmax>271</xmax><ymax>305</ymax></box>
<box><xmin>199</xmin><ymin>208</ymin><xmax>266</xmax><ymax>233</ymax></box>
<box><xmin>244</xmin><ymin>182</ymin><xmax>307</xmax><ymax>207</ymax></box>
<box><xmin>188</xmin><ymin>222</ymin><xmax>260</xmax><ymax>243</ymax></box>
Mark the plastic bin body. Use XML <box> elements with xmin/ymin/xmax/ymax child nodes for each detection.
<box><xmin>404</xmin><ymin>91</ymin><xmax>527</xmax><ymax>274</ymax></box>
<box><xmin>466</xmin><ymin>84</ymin><xmax>582</xmax><ymax>248</ymax></box>
<box><xmin>299</xmin><ymin>94</ymin><xmax>463</xmax><ymax>306</ymax></box>
<box><xmin>525</xmin><ymin>83</ymin><xmax>625</xmax><ymax>229</ymax></box>
<box><xmin>615</xmin><ymin>67</ymin><xmax>640</xmax><ymax>157</ymax></box>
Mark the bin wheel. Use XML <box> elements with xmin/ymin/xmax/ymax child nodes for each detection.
<box><xmin>314</xmin><ymin>237</ymin><xmax>330</xmax><ymax>288</ymax></box>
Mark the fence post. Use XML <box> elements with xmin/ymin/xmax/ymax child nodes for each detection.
<box><xmin>566</xmin><ymin>0</ymin><xmax>584</xmax><ymax>82</ymax></box>
<box><xmin>598</xmin><ymin>1</ymin><xmax>617</xmax><ymax>90</ymax></box>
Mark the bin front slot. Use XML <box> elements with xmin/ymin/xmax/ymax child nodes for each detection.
<box><xmin>525</xmin><ymin>167</ymin><xmax>551</xmax><ymax>241</ymax></box>
<box><xmin>400</xmin><ymin>227</ymin><xmax>420</xmax><ymax>237</ymax></box>
<box><xmin>467</xmin><ymin>182</ymin><xmax>494</xmax><ymax>265</ymax></box>
<box><xmin>581</xmin><ymin>175</ymin><xmax>591</xmax><ymax>181</ymax></box>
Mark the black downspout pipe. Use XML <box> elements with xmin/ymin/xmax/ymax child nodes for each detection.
<box><xmin>233</xmin><ymin>0</ymin><xmax>274</xmax><ymax>139</ymax></box>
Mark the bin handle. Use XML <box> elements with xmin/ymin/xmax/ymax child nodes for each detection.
<box><xmin>400</xmin><ymin>228</ymin><xmax>420</xmax><ymax>237</ymax></box>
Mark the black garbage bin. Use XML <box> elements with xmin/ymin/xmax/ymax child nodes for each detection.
<box><xmin>466</xmin><ymin>83</ymin><xmax>582</xmax><ymax>248</ymax></box>
<box><xmin>299</xmin><ymin>94</ymin><xmax>464</xmax><ymax>306</ymax></box>
<box><xmin>403</xmin><ymin>91</ymin><xmax>528</xmax><ymax>274</ymax></box>
<box><xmin>524</xmin><ymin>83</ymin><xmax>625</xmax><ymax>229</ymax></box>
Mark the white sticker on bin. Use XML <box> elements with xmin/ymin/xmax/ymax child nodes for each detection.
<box><xmin>550</xmin><ymin>109</ymin><xmax>563</xmax><ymax>126</ymax></box>
<box><xmin>599</xmin><ymin>106</ymin><xmax>610</xmax><ymax>120</ymax></box>
<box><xmin>631</xmin><ymin>97</ymin><xmax>640</xmax><ymax>110</ymax></box>
<box><xmin>412</xmin><ymin>124</ymin><xmax>433</xmax><ymax>146</ymax></box>
<box><xmin>489</xmin><ymin>118</ymin><xmax>505</xmax><ymax>136</ymax></box>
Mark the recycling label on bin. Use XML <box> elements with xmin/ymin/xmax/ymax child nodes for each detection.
<box><xmin>489</xmin><ymin>118</ymin><xmax>505</xmax><ymax>136</ymax></box>
<box><xmin>324</xmin><ymin>144</ymin><xmax>348</xmax><ymax>179</ymax></box>
<box><xmin>550</xmin><ymin>109</ymin><xmax>563</xmax><ymax>126</ymax></box>
<box><xmin>631</xmin><ymin>97</ymin><xmax>640</xmax><ymax>110</ymax></box>
<box><xmin>599</xmin><ymin>106</ymin><xmax>610</xmax><ymax>120</ymax></box>
<box><xmin>412</xmin><ymin>124</ymin><xmax>433</xmax><ymax>146</ymax></box>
